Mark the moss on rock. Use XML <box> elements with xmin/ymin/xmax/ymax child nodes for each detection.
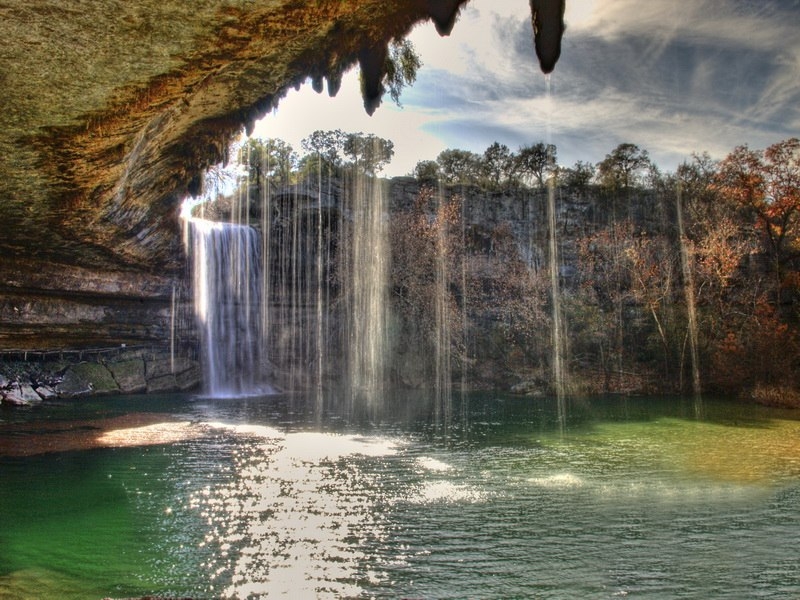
<box><xmin>107</xmin><ymin>358</ymin><xmax>147</xmax><ymax>394</ymax></box>
<box><xmin>56</xmin><ymin>362</ymin><xmax>120</xmax><ymax>397</ymax></box>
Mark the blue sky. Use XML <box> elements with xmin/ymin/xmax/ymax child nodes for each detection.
<box><xmin>254</xmin><ymin>0</ymin><xmax>800</xmax><ymax>177</ymax></box>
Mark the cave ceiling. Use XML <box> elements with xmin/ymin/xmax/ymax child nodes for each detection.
<box><xmin>0</xmin><ymin>0</ymin><xmax>562</xmax><ymax>274</ymax></box>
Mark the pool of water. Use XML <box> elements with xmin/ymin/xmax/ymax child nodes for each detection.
<box><xmin>1</xmin><ymin>393</ymin><xmax>799</xmax><ymax>599</ymax></box>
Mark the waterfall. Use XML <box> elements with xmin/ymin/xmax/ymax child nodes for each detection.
<box><xmin>544</xmin><ymin>74</ymin><xmax>567</xmax><ymax>428</ymax></box>
<box><xmin>434</xmin><ymin>192</ymin><xmax>453</xmax><ymax>430</ymax></box>
<box><xmin>189</xmin><ymin>218</ymin><xmax>266</xmax><ymax>397</ymax></box>
<box><xmin>676</xmin><ymin>184</ymin><xmax>702</xmax><ymax>411</ymax></box>
<box><xmin>547</xmin><ymin>179</ymin><xmax>567</xmax><ymax>428</ymax></box>
<box><xmin>344</xmin><ymin>172</ymin><xmax>389</xmax><ymax>413</ymax></box>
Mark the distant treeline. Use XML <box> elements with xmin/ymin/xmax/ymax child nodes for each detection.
<box><xmin>208</xmin><ymin>132</ymin><xmax>800</xmax><ymax>401</ymax></box>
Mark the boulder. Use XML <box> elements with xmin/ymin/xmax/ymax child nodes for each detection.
<box><xmin>34</xmin><ymin>385</ymin><xmax>58</xmax><ymax>400</ymax></box>
<box><xmin>2</xmin><ymin>383</ymin><xmax>42</xmax><ymax>406</ymax></box>
<box><xmin>143</xmin><ymin>355</ymin><xmax>200</xmax><ymax>392</ymax></box>
<box><xmin>145</xmin><ymin>356</ymin><xmax>177</xmax><ymax>380</ymax></box>
<box><xmin>55</xmin><ymin>362</ymin><xmax>119</xmax><ymax>397</ymax></box>
<box><xmin>107</xmin><ymin>359</ymin><xmax>147</xmax><ymax>394</ymax></box>
<box><xmin>175</xmin><ymin>362</ymin><xmax>201</xmax><ymax>391</ymax></box>
<box><xmin>146</xmin><ymin>374</ymin><xmax>178</xmax><ymax>393</ymax></box>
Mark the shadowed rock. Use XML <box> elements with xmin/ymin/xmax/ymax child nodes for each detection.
<box><xmin>426</xmin><ymin>0</ymin><xmax>466</xmax><ymax>36</ymax></box>
<box><xmin>358</xmin><ymin>44</ymin><xmax>388</xmax><ymax>116</ymax></box>
<box><xmin>529</xmin><ymin>0</ymin><xmax>566</xmax><ymax>73</ymax></box>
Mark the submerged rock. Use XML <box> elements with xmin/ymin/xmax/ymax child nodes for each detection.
<box><xmin>34</xmin><ymin>385</ymin><xmax>58</xmax><ymax>400</ymax></box>
<box><xmin>510</xmin><ymin>380</ymin><xmax>548</xmax><ymax>397</ymax></box>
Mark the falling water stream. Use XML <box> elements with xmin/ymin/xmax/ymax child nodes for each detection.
<box><xmin>547</xmin><ymin>178</ymin><xmax>567</xmax><ymax>424</ymax></box>
<box><xmin>544</xmin><ymin>73</ymin><xmax>568</xmax><ymax>427</ymax></box>
<box><xmin>676</xmin><ymin>183</ymin><xmax>703</xmax><ymax>410</ymax></box>
<box><xmin>188</xmin><ymin>218</ymin><xmax>266</xmax><ymax>397</ymax></box>
<box><xmin>433</xmin><ymin>187</ymin><xmax>453</xmax><ymax>430</ymax></box>
<box><xmin>343</xmin><ymin>168</ymin><xmax>389</xmax><ymax>413</ymax></box>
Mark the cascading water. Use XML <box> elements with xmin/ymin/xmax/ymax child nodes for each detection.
<box><xmin>343</xmin><ymin>170</ymin><xmax>389</xmax><ymax>413</ymax></box>
<box><xmin>547</xmin><ymin>178</ymin><xmax>567</xmax><ymax>427</ymax></box>
<box><xmin>676</xmin><ymin>183</ymin><xmax>702</xmax><ymax>411</ymax></box>
<box><xmin>188</xmin><ymin>217</ymin><xmax>266</xmax><ymax>397</ymax></box>
<box><xmin>434</xmin><ymin>191</ymin><xmax>453</xmax><ymax>430</ymax></box>
<box><xmin>544</xmin><ymin>74</ymin><xmax>568</xmax><ymax>427</ymax></box>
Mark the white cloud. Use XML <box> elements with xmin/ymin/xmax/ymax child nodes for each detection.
<box><xmin>250</xmin><ymin>0</ymin><xmax>799</xmax><ymax>177</ymax></box>
<box><xmin>253</xmin><ymin>70</ymin><xmax>448</xmax><ymax>177</ymax></box>
<box><xmin>568</xmin><ymin>0</ymin><xmax>798</xmax><ymax>51</ymax></box>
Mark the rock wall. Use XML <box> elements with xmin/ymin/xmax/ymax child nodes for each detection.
<box><xmin>0</xmin><ymin>1</ymin><xmax>480</xmax><ymax>273</ymax></box>
<box><xmin>0</xmin><ymin>347</ymin><xmax>201</xmax><ymax>406</ymax></box>
<box><xmin>0</xmin><ymin>259</ymin><xmax>195</xmax><ymax>350</ymax></box>
<box><xmin>388</xmin><ymin>177</ymin><xmax>664</xmax><ymax>272</ymax></box>
<box><xmin>207</xmin><ymin>176</ymin><xmax>665</xmax><ymax>394</ymax></box>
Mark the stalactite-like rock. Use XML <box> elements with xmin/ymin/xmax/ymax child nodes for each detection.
<box><xmin>327</xmin><ymin>70</ymin><xmax>343</xmax><ymax>97</ymax></box>
<box><xmin>529</xmin><ymin>0</ymin><xmax>566</xmax><ymax>73</ymax></box>
<box><xmin>359</xmin><ymin>43</ymin><xmax>389</xmax><ymax>116</ymax></box>
<box><xmin>426</xmin><ymin>0</ymin><xmax>465</xmax><ymax>36</ymax></box>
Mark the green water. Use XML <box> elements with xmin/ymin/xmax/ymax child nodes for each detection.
<box><xmin>1</xmin><ymin>394</ymin><xmax>799</xmax><ymax>599</ymax></box>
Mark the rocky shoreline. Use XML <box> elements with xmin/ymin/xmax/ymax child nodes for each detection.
<box><xmin>0</xmin><ymin>347</ymin><xmax>200</xmax><ymax>406</ymax></box>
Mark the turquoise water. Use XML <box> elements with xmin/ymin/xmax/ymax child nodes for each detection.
<box><xmin>1</xmin><ymin>393</ymin><xmax>799</xmax><ymax>599</ymax></box>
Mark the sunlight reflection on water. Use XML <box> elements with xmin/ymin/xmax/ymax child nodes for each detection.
<box><xmin>190</xmin><ymin>423</ymin><xmax>400</xmax><ymax>599</ymax></box>
<box><xmin>5</xmin><ymin>395</ymin><xmax>800</xmax><ymax>598</ymax></box>
<box><xmin>97</xmin><ymin>421</ymin><xmax>205</xmax><ymax>447</ymax></box>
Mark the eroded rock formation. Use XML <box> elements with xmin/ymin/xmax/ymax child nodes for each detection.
<box><xmin>0</xmin><ymin>0</ymin><xmax>562</xmax><ymax>352</ymax></box>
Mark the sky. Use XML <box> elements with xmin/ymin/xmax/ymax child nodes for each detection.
<box><xmin>253</xmin><ymin>0</ymin><xmax>800</xmax><ymax>177</ymax></box>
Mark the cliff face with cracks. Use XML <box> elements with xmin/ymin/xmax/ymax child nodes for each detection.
<box><xmin>0</xmin><ymin>0</ymin><xmax>562</xmax><ymax>351</ymax></box>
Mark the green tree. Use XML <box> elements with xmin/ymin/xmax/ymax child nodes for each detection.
<box><xmin>597</xmin><ymin>143</ymin><xmax>652</xmax><ymax>190</ymax></box>
<box><xmin>481</xmin><ymin>142</ymin><xmax>515</xmax><ymax>189</ymax></box>
<box><xmin>413</xmin><ymin>160</ymin><xmax>440</xmax><ymax>182</ymax></box>
<box><xmin>359</xmin><ymin>38</ymin><xmax>422</xmax><ymax>114</ymax></box>
<box><xmin>436</xmin><ymin>148</ymin><xmax>481</xmax><ymax>185</ymax></box>
<box><xmin>238</xmin><ymin>137</ymin><xmax>297</xmax><ymax>192</ymax></box>
<box><xmin>557</xmin><ymin>160</ymin><xmax>595</xmax><ymax>191</ymax></box>
<box><xmin>299</xmin><ymin>129</ymin><xmax>346</xmax><ymax>178</ymax></box>
<box><xmin>516</xmin><ymin>142</ymin><xmax>557</xmax><ymax>188</ymax></box>
<box><xmin>343</xmin><ymin>132</ymin><xmax>394</xmax><ymax>174</ymax></box>
<box><xmin>384</xmin><ymin>39</ymin><xmax>422</xmax><ymax>106</ymax></box>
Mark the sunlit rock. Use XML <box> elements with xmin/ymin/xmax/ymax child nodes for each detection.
<box><xmin>2</xmin><ymin>383</ymin><xmax>42</xmax><ymax>406</ymax></box>
<box><xmin>55</xmin><ymin>363</ymin><xmax>119</xmax><ymax>398</ymax></box>
<box><xmin>33</xmin><ymin>385</ymin><xmax>58</xmax><ymax>401</ymax></box>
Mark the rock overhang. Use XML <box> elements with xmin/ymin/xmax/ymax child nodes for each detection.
<box><xmin>0</xmin><ymin>0</ymin><xmax>563</xmax><ymax>349</ymax></box>
<box><xmin>0</xmin><ymin>0</ymin><xmax>563</xmax><ymax>272</ymax></box>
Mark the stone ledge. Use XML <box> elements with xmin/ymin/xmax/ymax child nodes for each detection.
<box><xmin>0</xmin><ymin>349</ymin><xmax>201</xmax><ymax>406</ymax></box>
